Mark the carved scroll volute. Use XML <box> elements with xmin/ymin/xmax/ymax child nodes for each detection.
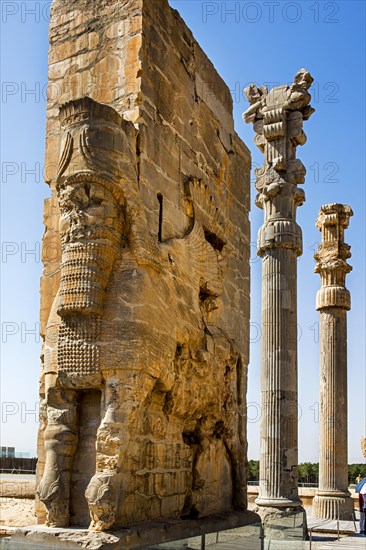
<box><xmin>55</xmin><ymin>97</ymin><xmax>136</xmax><ymax>319</ymax></box>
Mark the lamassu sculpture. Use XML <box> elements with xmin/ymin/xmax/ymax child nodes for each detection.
<box><xmin>37</xmin><ymin>97</ymin><xmax>248</xmax><ymax>531</ymax></box>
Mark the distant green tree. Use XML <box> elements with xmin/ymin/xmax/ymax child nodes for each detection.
<box><xmin>298</xmin><ymin>463</ymin><xmax>318</xmax><ymax>485</ymax></box>
<box><xmin>248</xmin><ymin>460</ymin><xmax>260</xmax><ymax>481</ymax></box>
<box><xmin>299</xmin><ymin>462</ymin><xmax>310</xmax><ymax>484</ymax></box>
<box><xmin>312</xmin><ymin>462</ymin><xmax>319</xmax><ymax>484</ymax></box>
<box><xmin>298</xmin><ymin>463</ymin><xmax>306</xmax><ymax>483</ymax></box>
<box><xmin>248</xmin><ymin>461</ymin><xmax>365</xmax><ymax>486</ymax></box>
<box><xmin>348</xmin><ymin>464</ymin><xmax>366</xmax><ymax>484</ymax></box>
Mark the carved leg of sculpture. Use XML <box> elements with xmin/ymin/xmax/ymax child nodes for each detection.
<box><xmin>37</xmin><ymin>380</ymin><xmax>78</xmax><ymax>527</ymax></box>
<box><xmin>225</xmin><ymin>358</ymin><xmax>247</xmax><ymax>511</ymax></box>
<box><xmin>86</xmin><ymin>371</ymin><xmax>155</xmax><ymax>531</ymax></box>
<box><xmin>224</xmin><ymin>434</ymin><xmax>247</xmax><ymax>510</ymax></box>
<box><xmin>180</xmin><ymin>429</ymin><xmax>205</xmax><ymax>519</ymax></box>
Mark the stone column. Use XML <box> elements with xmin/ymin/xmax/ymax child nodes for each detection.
<box><xmin>243</xmin><ymin>70</ymin><xmax>314</xmax><ymax>531</ymax></box>
<box><xmin>312</xmin><ymin>203</ymin><xmax>353</xmax><ymax>520</ymax></box>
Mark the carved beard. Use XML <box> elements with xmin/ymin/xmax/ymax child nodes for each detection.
<box><xmin>58</xmin><ymin>241</ymin><xmax>119</xmax><ymax>318</ymax></box>
<box><xmin>57</xmin><ymin>178</ymin><xmax>123</xmax><ymax>319</ymax></box>
<box><xmin>56</xmin><ymin>177</ymin><xmax>123</xmax><ymax>378</ymax></box>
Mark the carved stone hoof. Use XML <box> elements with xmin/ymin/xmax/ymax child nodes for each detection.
<box><xmin>45</xmin><ymin>511</ymin><xmax>69</xmax><ymax>529</ymax></box>
<box><xmin>88</xmin><ymin>505</ymin><xmax>116</xmax><ymax>532</ymax></box>
<box><xmin>43</xmin><ymin>498</ymin><xmax>70</xmax><ymax>528</ymax></box>
<box><xmin>85</xmin><ymin>473</ymin><xmax>118</xmax><ymax>532</ymax></box>
<box><xmin>37</xmin><ymin>476</ymin><xmax>70</xmax><ymax>528</ymax></box>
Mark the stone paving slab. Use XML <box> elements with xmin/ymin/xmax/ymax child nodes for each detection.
<box><xmin>1</xmin><ymin>511</ymin><xmax>261</xmax><ymax>549</ymax></box>
<box><xmin>306</xmin><ymin>506</ymin><xmax>358</xmax><ymax>536</ymax></box>
<box><xmin>308</xmin><ymin>518</ymin><xmax>358</xmax><ymax>535</ymax></box>
<box><xmin>314</xmin><ymin>533</ymin><xmax>366</xmax><ymax>548</ymax></box>
<box><xmin>172</xmin><ymin>534</ymin><xmax>365</xmax><ymax>550</ymax></box>
<box><xmin>1</xmin><ymin>527</ymin><xmax>365</xmax><ymax>550</ymax></box>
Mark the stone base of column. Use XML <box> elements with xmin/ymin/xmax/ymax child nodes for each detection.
<box><xmin>312</xmin><ymin>493</ymin><xmax>354</xmax><ymax>520</ymax></box>
<box><xmin>254</xmin><ymin>505</ymin><xmax>307</xmax><ymax>540</ymax></box>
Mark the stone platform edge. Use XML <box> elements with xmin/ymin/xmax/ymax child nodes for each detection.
<box><xmin>5</xmin><ymin>511</ymin><xmax>261</xmax><ymax>549</ymax></box>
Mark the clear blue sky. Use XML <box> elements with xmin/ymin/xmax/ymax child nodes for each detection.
<box><xmin>1</xmin><ymin>1</ymin><xmax>365</xmax><ymax>463</ymax></box>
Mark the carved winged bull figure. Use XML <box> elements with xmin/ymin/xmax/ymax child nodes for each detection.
<box><xmin>37</xmin><ymin>97</ymin><xmax>247</xmax><ymax>531</ymax></box>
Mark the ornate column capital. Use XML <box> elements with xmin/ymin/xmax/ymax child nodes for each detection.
<box><xmin>314</xmin><ymin>203</ymin><xmax>353</xmax><ymax>311</ymax></box>
<box><xmin>361</xmin><ymin>438</ymin><xmax>366</xmax><ymax>459</ymax></box>
<box><xmin>243</xmin><ymin>69</ymin><xmax>314</xmax><ymax>256</ymax></box>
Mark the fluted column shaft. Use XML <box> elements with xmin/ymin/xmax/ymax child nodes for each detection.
<box><xmin>259</xmin><ymin>246</ymin><xmax>301</xmax><ymax>505</ymax></box>
<box><xmin>319</xmin><ymin>309</ymin><xmax>348</xmax><ymax>493</ymax></box>
<box><xmin>313</xmin><ymin>203</ymin><xmax>353</xmax><ymax>520</ymax></box>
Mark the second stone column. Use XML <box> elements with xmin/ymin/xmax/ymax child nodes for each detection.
<box><xmin>312</xmin><ymin>203</ymin><xmax>354</xmax><ymax>520</ymax></box>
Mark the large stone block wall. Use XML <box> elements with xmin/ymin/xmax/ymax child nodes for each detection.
<box><xmin>37</xmin><ymin>0</ymin><xmax>251</xmax><ymax>530</ymax></box>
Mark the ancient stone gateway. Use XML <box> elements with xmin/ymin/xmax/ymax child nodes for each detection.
<box><xmin>312</xmin><ymin>204</ymin><xmax>354</xmax><ymax>520</ymax></box>
<box><xmin>243</xmin><ymin>70</ymin><xmax>314</xmax><ymax>536</ymax></box>
<box><xmin>34</xmin><ymin>0</ymin><xmax>254</xmax><ymax>539</ymax></box>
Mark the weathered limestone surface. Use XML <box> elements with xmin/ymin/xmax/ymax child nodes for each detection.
<box><xmin>35</xmin><ymin>0</ymin><xmax>251</xmax><ymax>537</ymax></box>
<box><xmin>243</xmin><ymin>70</ymin><xmax>314</xmax><ymax>535</ymax></box>
<box><xmin>312</xmin><ymin>204</ymin><xmax>353</xmax><ymax>520</ymax></box>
